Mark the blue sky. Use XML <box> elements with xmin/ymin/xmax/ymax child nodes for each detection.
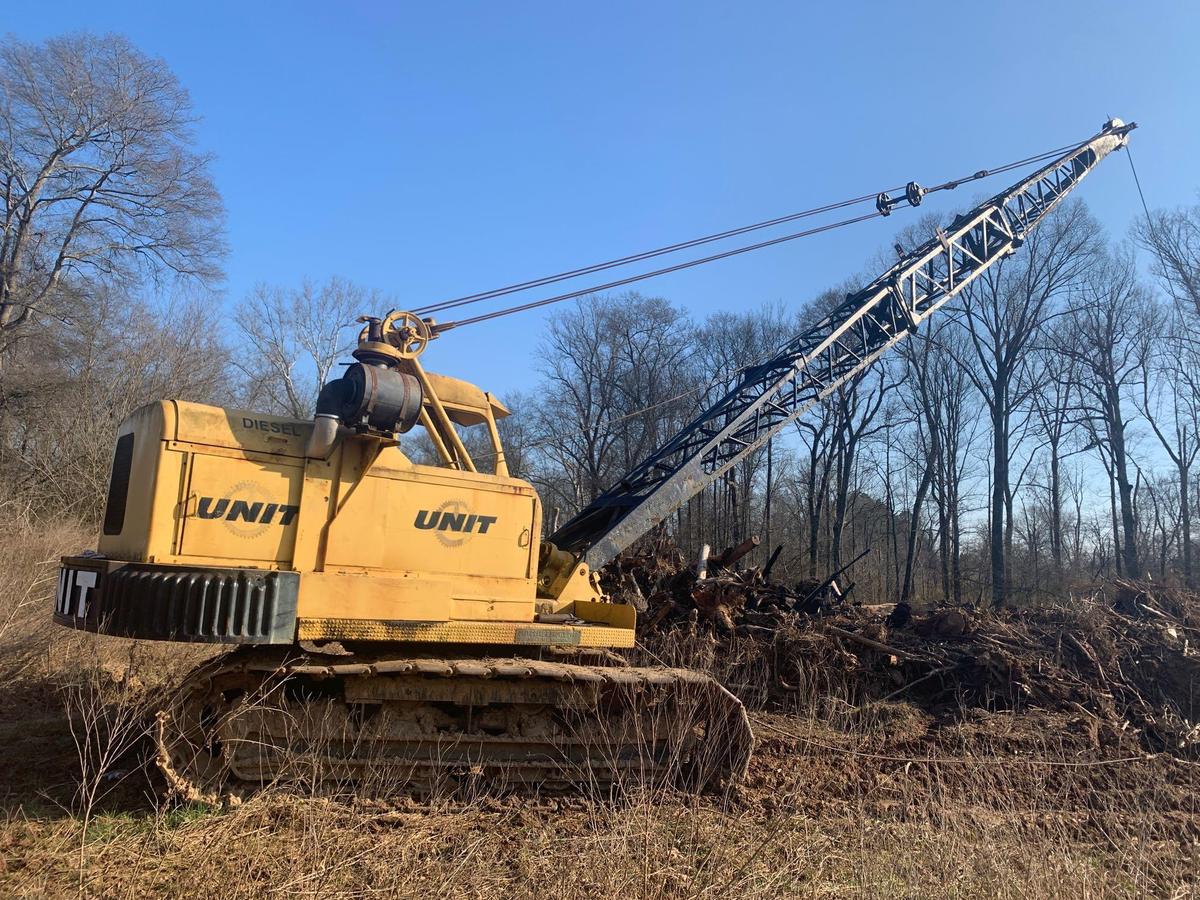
<box><xmin>5</xmin><ymin>1</ymin><xmax>1198</xmax><ymax>397</ymax></box>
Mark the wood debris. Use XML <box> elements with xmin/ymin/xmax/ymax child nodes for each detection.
<box><xmin>604</xmin><ymin>535</ymin><xmax>1200</xmax><ymax>758</ymax></box>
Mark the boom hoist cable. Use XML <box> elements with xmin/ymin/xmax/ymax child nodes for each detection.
<box><xmin>365</xmin><ymin>133</ymin><xmax>1108</xmax><ymax>459</ymax></box>
<box><xmin>376</xmin><ymin>134</ymin><xmax>1102</xmax><ymax>351</ymax></box>
<box><xmin>439</xmin><ymin>211</ymin><xmax>879</xmax><ymax>330</ymax></box>
<box><xmin>545</xmin><ymin>118</ymin><xmax>1137</xmax><ymax>569</ymax></box>
<box><xmin>410</xmin><ymin>137</ymin><xmax>1089</xmax><ymax>328</ymax></box>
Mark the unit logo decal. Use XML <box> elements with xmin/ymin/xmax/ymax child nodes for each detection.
<box><xmin>56</xmin><ymin>567</ymin><xmax>98</xmax><ymax>620</ymax></box>
<box><xmin>413</xmin><ymin>499</ymin><xmax>498</xmax><ymax>548</ymax></box>
<box><xmin>196</xmin><ymin>480</ymin><xmax>298</xmax><ymax>538</ymax></box>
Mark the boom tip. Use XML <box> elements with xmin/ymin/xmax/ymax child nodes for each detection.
<box><xmin>1103</xmin><ymin>117</ymin><xmax>1137</xmax><ymax>135</ymax></box>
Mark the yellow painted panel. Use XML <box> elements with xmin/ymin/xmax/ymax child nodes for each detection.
<box><xmin>299</xmin><ymin>571</ymin><xmax>452</xmax><ymax>621</ymax></box>
<box><xmin>97</xmin><ymin>403</ymin><xmax>163</xmax><ymax>562</ymax></box>
<box><xmin>173</xmin><ymin>400</ymin><xmax>312</xmax><ymax>459</ymax></box>
<box><xmin>180</xmin><ymin>454</ymin><xmax>303</xmax><ymax>563</ymax></box>
<box><xmin>297</xmin><ymin>617</ymin><xmax>636</xmax><ymax>648</ymax></box>
<box><xmin>96</xmin><ymin>402</ymin><xmax>191</xmax><ymax>564</ymax></box>
<box><xmin>574</xmin><ymin>599</ymin><xmax>638</xmax><ymax>630</ymax></box>
<box><xmin>450</xmin><ymin>591</ymin><xmax>531</xmax><ymax>622</ymax></box>
<box><xmin>422</xmin><ymin>371</ymin><xmax>510</xmax><ymax>424</ymax></box>
<box><xmin>324</xmin><ymin>464</ymin><xmax>536</xmax><ymax>586</ymax></box>
<box><xmin>290</xmin><ymin>450</ymin><xmax>342</xmax><ymax>572</ymax></box>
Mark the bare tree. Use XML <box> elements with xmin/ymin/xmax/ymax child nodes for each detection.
<box><xmin>233</xmin><ymin>277</ymin><xmax>372</xmax><ymax>418</ymax></box>
<box><xmin>770</xmin><ymin>283</ymin><xmax>889</xmax><ymax>577</ymax></box>
<box><xmin>1133</xmin><ymin>471</ymin><xmax>1179</xmax><ymax>581</ymax></box>
<box><xmin>828</xmin><ymin>367</ymin><xmax>894</xmax><ymax>572</ymax></box>
<box><xmin>1134</xmin><ymin>201</ymin><xmax>1200</xmax><ymax>323</ymax></box>
<box><xmin>1</xmin><ymin>287</ymin><xmax>231</xmax><ymax>520</ymax></box>
<box><xmin>1059</xmin><ymin>249</ymin><xmax>1156</xmax><ymax>579</ymax></box>
<box><xmin>897</xmin><ymin>319</ymin><xmax>976</xmax><ymax>604</ymax></box>
<box><xmin>1138</xmin><ymin>305</ymin><xmax>1200</xmax><ymax>585</ymax></box>
<box><xmin>529</xmin><ymin>293</ymin><xmax>696</xmax><ymax>514</ymax></box>
<box><xmin>0</xmin><ymin>34</ymin><xmax>224</xmax><ymax>346</ymax></box>
<box><xmin>794</xmin><ymin>402</ymin><xmax>835</xmax><ymax>578</ymax></box>
<box><xmin>1030</xmin><ymin>320</ymin><xmax>1082</xmax><ymax>579</ymax></box>
<box><xmin>956</xmin><ymin>200</ymin><xmax>1099</xmax><ymax>606</ymax></box>
<box><xmin>692</xmin><ymin>303</ymin><xmax>793</xmax><ymax>546</ymax></box>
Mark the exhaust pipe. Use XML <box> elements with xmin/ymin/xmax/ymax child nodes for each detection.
<box><xmin>305</xmin><ymin>381</ymin><xmax>346</xmax><ymax>459</ymax></box>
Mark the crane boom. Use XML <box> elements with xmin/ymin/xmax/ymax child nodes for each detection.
<box><xmin>551</xmin><ymin>118</ymin><xmax>1136</xmax><ymax>570</ymax></box>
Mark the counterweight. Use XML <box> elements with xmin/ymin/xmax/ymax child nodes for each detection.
<box><xmin>551</xmin><ymin>119</ymin><xmax>1136</xmax><ymax>569</ymax></box>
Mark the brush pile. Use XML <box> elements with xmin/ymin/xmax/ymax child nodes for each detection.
<box><xmin>603</xmin><ymin>534</ymin><xmax>1200</xmax><ymax>758</ymax></box>
<box><xmin>603</xmin><ymin>533</ymin><xmax>849</xmax><ymax>634</ymax></box>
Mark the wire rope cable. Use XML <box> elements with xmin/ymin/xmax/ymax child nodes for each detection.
<box><xmin>441</xmin><ymin>211</ymin><xmax>879</xmax><ymax>330</ymax></box>
<box><xmin>414</xmin><ymin>135</ymin><xmax>1090</xmax><ymax>323</ymax></box>
<box><xmin>1126</xmin><ymin>144</ymin><xmax>1187</xmax><ymax>311</ymax></box>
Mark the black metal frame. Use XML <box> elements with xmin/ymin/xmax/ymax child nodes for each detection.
<box><xmin>552</xmin><ymin>120</ymin><xmax>1135</xmax><ymax>569</ymax></box>
<box><xmin>54</xmin><ymin>558</ymin><xmax>299</xmax><ymax>644</ymax></box>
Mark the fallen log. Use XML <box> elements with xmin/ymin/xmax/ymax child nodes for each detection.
<box><xmin>710</xmin><ymin>536</ymin><xmax>761</xmax><ymax>571</ymax></box>
<box><xmin>821</xmin><ymin>623</ymin><xmax>923</xmax><ymax>662</ymax></box>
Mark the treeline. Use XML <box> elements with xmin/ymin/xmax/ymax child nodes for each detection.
<box><xmin>3</xmin><ymin>33</ymin><xmax>1199</xmax><ymax>609</ymax></box>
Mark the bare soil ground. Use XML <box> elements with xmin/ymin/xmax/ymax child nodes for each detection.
<box><xmin>0</xmin><ymin>522</ymin><xmax>1197</xmax><ymax>898</ymax></box>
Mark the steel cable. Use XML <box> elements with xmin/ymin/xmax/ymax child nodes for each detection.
<box><xmin>415</xmin><ymin>136</ymin><xmax>1089</xmax><ymax>325</ymax></box>
<box><xmin>439</xmin><ymin>211</ymin><xmax>880</xmax><ymax>330</ymax></box>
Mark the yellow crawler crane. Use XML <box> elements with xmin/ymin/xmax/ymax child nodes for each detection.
<box><xmin>55</xmin><ymin>312</ymin><xmax>752</xmax><ymax>800</ymax></box>
<box><xmin>54</xmin><ymin>119</ymin><xmax>1134</xmax><ymax>800</ymax></box>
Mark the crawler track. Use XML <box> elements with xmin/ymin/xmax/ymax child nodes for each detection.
<box><xmin>156</xmin><ymin>647</ymin><xmax>753</xmax><ymax>802</ymax></box>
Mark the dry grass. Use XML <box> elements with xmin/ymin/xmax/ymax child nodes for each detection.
<box><xmin>0</xmin><ymin>521</ymin><xmax>1197</xmax><ymax>898</ymax></box>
